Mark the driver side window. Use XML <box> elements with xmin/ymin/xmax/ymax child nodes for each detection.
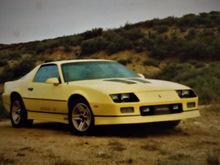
<box><xmin>34</xmin><ymin>64</ymin><xmax>59</xmax><ymax>83</ymax></box>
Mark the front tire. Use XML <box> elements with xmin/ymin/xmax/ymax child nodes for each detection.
<box><xmin>69</xmin><ymin>99</ymin><xmax>94</xmax><ymax>135</ymax></box>
<box><xmin>10</xmin><ymin>97</ymin><xmax>33</xmax><ymax>128</ymax></box>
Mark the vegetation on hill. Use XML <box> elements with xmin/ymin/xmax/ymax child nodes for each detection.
<box><xmin>0</xmin><ymin>11</ymin><xmax>220</xmax><ymax>104</ymax></box>
<box><xmin>152</xmin><ymin>62</ymin><xmax>220</xmax><ymax>104</ymax></box>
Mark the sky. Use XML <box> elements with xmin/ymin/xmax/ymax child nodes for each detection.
<box><xmin>0</xmin><ymin>0</ymin><xmax>220</xmax><ymax>44</ymax></box>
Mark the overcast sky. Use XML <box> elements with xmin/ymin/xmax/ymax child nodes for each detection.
<box><xmin>0</xmin><ymin>0</ymin><xmax>219</xmax><ymax>44</ymax></box>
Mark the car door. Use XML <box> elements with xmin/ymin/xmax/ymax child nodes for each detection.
<box><xmin>23</xmin><ymin>64</ymin><xmax>67</xmax><ymax>114</ymax></box>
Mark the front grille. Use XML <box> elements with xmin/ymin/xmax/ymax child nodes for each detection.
<box><xmin>140</xmin><ymin>104</ymin><xmax>182</xmax><ymax>116</ymax></box>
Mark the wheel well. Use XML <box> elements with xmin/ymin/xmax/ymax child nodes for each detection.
<box><xmin>68</xmin><ymin>94</ymin><xmax>88</xmax><ymax>109</ymax></box>
<box><xmin>10</xmin><ymin>92</ymin><xmax>22</xmax><ymax>102</ymax></box>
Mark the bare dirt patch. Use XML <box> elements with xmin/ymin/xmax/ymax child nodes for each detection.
<box><xmin>0</xmin><ymin>105</ymin><xmax>220</xmax><ymax>165</ymax></box>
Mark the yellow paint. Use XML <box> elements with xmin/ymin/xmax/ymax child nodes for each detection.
<box><xmin>2</xmin><ymin>59</ymin><xmax>199</xmax><ymax>126</ymax></box>
<box><xmin>95</xmin><ymin>110</ymin><xmax>200</xmax><ymax>125</ymax></box>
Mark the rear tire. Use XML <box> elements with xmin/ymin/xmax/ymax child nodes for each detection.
<box><xmin>10</xmin><ymin>97</ymin><xmax>33</xmax><ymax>128</ymax></box>
<box><xmin>68</xmin><ymin>99</ymin><xmax>94</xmax><ymax>135</ymax></box>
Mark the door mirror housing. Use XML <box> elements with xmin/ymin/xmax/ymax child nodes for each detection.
<box><xmin>138</xmin><ymin>73</ymin><xmax>145</xmax><ymax>78</ymax></box>
<box><xmin>46</xmin><ymin>77</ymin><xmax>60</xmax><ymax>86</ymax></box>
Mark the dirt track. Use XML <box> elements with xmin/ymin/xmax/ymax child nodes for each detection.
<box><xmin>0</xmin><ymin>105</ymin><xmax>220</xmax><ymax>165</ymax></box>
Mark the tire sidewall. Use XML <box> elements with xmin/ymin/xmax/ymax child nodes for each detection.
<box><xmin>68</xmin><ymin>99</ymin><xmax>94</xmax><ymax>135</ymax></box>
<box><xmin>10</xmin><ymin>97</ymin><xmax>27</xmax><ymax>128</ymax></box>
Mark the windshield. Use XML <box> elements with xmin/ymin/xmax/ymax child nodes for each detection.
<box><xmin>61</xmin><ymin>61</ymin><xmax>138</xmax><ymax>82</ymax></box>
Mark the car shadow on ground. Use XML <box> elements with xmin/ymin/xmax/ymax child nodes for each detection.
<box><xmin>30</xmin><ymin>121</ymin><xmax>188</xmax><ymax>138</ymax></box>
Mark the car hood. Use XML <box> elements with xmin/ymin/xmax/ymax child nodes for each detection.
<box><xmin>69</xmin><ymin>78</ymin><xmax>189</xmax><ymax>94</ymax></box>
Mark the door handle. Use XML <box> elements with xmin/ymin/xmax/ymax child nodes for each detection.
<box><xmin>28</xmin><ymin>87</ymin><xmax>33</xmax><ymax>91</ymax></box>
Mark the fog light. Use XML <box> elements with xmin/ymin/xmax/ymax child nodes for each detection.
<box><xmin>187</xmin><ymin>102</ymin><xmax>196</xmax><ymax>108</ymax></box>
<box><xmin>173</xmin><ymin>105</ymin><xmax>179</xmax><ymax>110</ymax></box>
<box><xmin>120</xmin><ymin>107</ymin><xmax>134</xmax><ymax>113</ymax></box>
<box><xmin>141</xmin><ymin>107</ymin><xmax>151</xmax><ymax>113</ymax></box>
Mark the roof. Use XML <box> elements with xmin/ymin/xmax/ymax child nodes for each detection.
<box><xmin>44</xmin><ymin>59</ymin><xmax>114</xmax><ymax>65</ymax></box>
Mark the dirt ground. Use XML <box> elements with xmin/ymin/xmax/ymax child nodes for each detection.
<box><xmin>0</xmin><ymin>105</ymin><xmax>220</xmax><ymax>165</ymax></box>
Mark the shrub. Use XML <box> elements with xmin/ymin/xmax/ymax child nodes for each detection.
<box><xmin>13</xmin><ymin>59</ymin><xmax>36</xmax><ymax>78</ymax></box>
<box><xmin>59</xmin><ymin>35</ymin><xmax>83</xmax><ymax>47</ymax></box>
<box><xmin>161</xmin><ymin>16</ymin><xmax>177</xmax><ymax>26</ymax></box>
<box><xmin>7</xmin><ymin>52</ymin><xmax>21</xmax><ymax>60</ymax></box>
<box><xmin>106</xmin><ymin>38</ymin><xmax>132</xmax><ymax>54</ymax></box>
<box><xmin>143</xmin><ymin>58</ymin><xmax>160</xmax><ymax>67</ymax></box>
<box><xmin>102</xmin><ymin>30</ymin><xmax>133</xmax><ymax>54</ymax></box>
<box><xmin>154</xmin><ymin>25</ymin><xmax>168</xmax><ymax>34</ymax></box>
<box><xmin>152</xmin><ymin>62</ymin><xmax>220</xmax><ymax>103</ymax></box>
<box><xmin>80</xmin><ymin>37</ymin><xmax>109</xmax><ymax>55</ymax></box>
<box><xmin>148</xmin><ymin>36</ymin><xmax>170</xmax><ymax>59</ymax></box>
<box><xmin>123</xmin><ymin>22</ymin><xmax>132</xmax><ymax>30</ymax></box>
<box><xmin>35</xmin><ymin>40</ymin><xmax>59</xmax><ymax>53</ymax></box>
<box><xmin>81</xmin><ymin>28</ymin><xmax>103</xmax><ymax>40</ymax></box>
<box><xmin>118</xmin><ymin>59</ymin><xmax>132</xmax><ymax>65</ymax></box>
<box><xmin>185</xmin><ymin>29</ymin><xmax>197</xmax><ymax>40</ymax></box>
<box><xmin>177</xmin><ymin>13</ymin><xmax>197</xmax><ymax>27</ymax></box>
<box><xmin>120</xmin><ymin>28</ymin><xmax>144</xmax><ymax>41</ymax></box>
<box><xmin>0</xmin><ymin>58</ymin><xmax>36</xmax><ymax>83</ymax></box>
<box><xmin>0</xmin><ymin>59</ymin><xmax>7</xmax><ymax>67</ymax></box>
<box><xmin>103</xmin><ymin>30</ymin><xmax>121</xmax><ymax>42</ymax></box>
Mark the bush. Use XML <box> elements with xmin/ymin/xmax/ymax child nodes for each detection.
<box><xmin>102</xmin><ymin>30</ymin><xmax>133</xmax><ymax>54</ymax></box>
<box><xmin>118</xmin><ymin>59</ymin><xmax>132</xmax><ymax>65</ymax></box>
<box><xmin>120</xmin><ymin>28</ymin><xmax>144</xmax><ymax>41</ymax></box>
<box><xmin>80</xmin><ymin>37</ymin><xmax>109</xmax><ymax>55</ymax></box>
<box><xmin>161</xmin><ymin>16</ymin><xmax>177</xmax><ymax>26</ymax></box>
<box><xmin>103</xmin><ymin>30</ymin><xmax>121</xmax><ymax>42</ymax></box>
<box><xmin>185</xmin><ymin>29</ymin><xmax>197</xmax><ymax>40</ymax></box>
<box><xmin>81</xmin><ymin>28</ymin><xmax>103</xmax><ymax>40</ymax></box>
<box><xmin>59</xmin><ymin>35</ymin><xmax>83</xmax><ymax>47</ymax></box>
<box><xmin>0</xmin><ymin>58</ymin><xmax>36</xmax><ymax>83</ymax></box>
<box><xmin>148</xmin><ymin>36</ymin><xmax>170</xmax><ymax>59</ymax></box>
<box><xmin>152</xmin><ymin>62</ymin><xmax>220</xmax><ymax>103</ymax></box>
<box><xmin>106</xmin><ymin>38</ymin><xmax>132</xmax><ymax>54</ymax></box>
<box><xmin>143</xmin><ymin>58</ymin><xmax>160</xmax><ymax>67</ymax></box>
<box><xmin>177</xmin><ymin>13</ymin><xmax>197</xmax><ymax>27</ymax></box>
<box><xmin>7</xmin><ymin>52</ymin><xmax>21</xmax><ymax>60</ymax></box>
<box><xmin>154</xmin><ymin>25</ymin><xmax>168</xmax><ymax>34</ymax></box>
<box><xmin>123</xmin><ymin>22</ymin><xmax>132</xmax><ymax>30</ymax></box>
<box><xmin>0</xmin><ymin>59</ymin><xmax>7</xmax><ymax>67</ymax></box>
<box><xmin>35</xmin><ymin>40</ymin><xmax>59</xmax><ymax>53</ymax></box>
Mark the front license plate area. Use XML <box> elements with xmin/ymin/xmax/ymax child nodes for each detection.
<box><xmin>140</xmin><ymin>104</ymin><xmax>182</xmax><ymax>116</ymax></box>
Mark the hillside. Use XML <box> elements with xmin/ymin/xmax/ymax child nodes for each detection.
<box><xmin>0</xmin><ymin>11</ymin><xmax>220</xmax><ymax>105</ymax></box>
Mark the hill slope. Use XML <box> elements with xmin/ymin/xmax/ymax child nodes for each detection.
<box><xmin>0</xmin><ymin>11</ymin><xmax>220</xmax><ymax>104</ymax></box>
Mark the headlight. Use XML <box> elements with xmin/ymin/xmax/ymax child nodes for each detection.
<box><xmin>110</xmin><ymin>93</ymin><xmax>139</xmax><ymax>103</ymax></box>
<box><xmin>176</xmin><ymin>90</ymin><xmax>197</xmax><ymax>98</ymax></box>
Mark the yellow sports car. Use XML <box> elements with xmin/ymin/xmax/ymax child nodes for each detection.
<box><xmin>2</xmin><ymin>59</ymin><xmax>199</xmax><ymax>134</ymax></box>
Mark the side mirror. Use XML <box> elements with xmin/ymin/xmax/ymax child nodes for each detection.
<box><xmin>138</xmin><ymin>73</ymin><xmax>145</xmax><ymax>78</ymax></box>
<box><xmin>46</xmin><ymin>77</ymin><xmax>60</xmax><ymax>86</ymax></box>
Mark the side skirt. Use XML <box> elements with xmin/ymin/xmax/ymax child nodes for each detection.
<box><xmin>27</xmin><ymin>110</ymin><xmax>69</xmax><ymax>124</ymax></box>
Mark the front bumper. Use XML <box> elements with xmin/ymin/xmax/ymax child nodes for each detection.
<box><xmin>92</xmin><ymin>97</ymin><xmax>199</xmax><ymax>125</ymax></box>
<box><xmin>94</xmin><ymin>109</ymin><xmax>200</xmax><ymax>125</ymax></box>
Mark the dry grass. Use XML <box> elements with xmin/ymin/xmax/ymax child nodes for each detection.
<box><xmin>207</xmin><ymin>149</ymin><xmax>220</xmax><ymax>165</ymax></box>
<box><xmin>0</xmin><ymin>155</ymin><xmax>15</xmax><ymax>165</ymax></box>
